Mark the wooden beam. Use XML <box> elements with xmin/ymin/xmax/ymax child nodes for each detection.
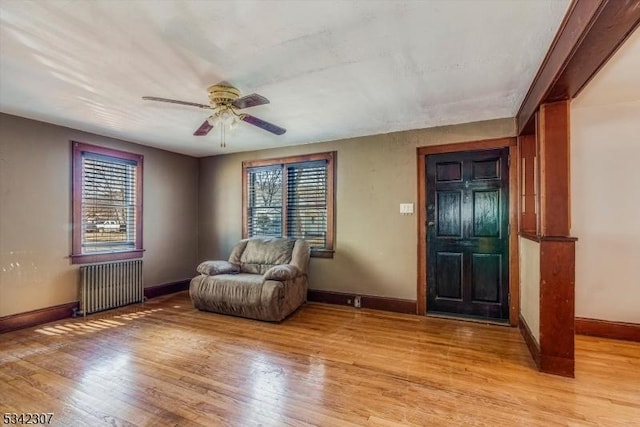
<box><xmin>538</xmin><ymin>101</ymin><xmax>571</xmax><ymax>237</ymax></box>
<box><xmin>517</xmin><ymin>0</ymin><xmax>640</xmax><ymax>134</ymax></box>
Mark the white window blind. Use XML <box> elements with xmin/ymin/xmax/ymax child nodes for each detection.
<box><xmin>81</xmin><ymin>153</ymin><xmax>138</xmax><ymax>254</ymax></box>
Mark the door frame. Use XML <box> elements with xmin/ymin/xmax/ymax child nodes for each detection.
<box><xmin>417</xmin><ymin>137</ymin><xmax>519</xmax><ymax>325</ymax></box>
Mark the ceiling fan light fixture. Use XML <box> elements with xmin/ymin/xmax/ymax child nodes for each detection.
<box><xmin>220</xmin><ymin>109</ymin><xmax>238</xmax><ymax>128</ymax></box>
<box><xmin>207</xmin><ymin>108</ymin><xmax>238</xmax><ymax>129</ymax></box>
<box><xmin>206</xmin><ymin>108</ymin><xmax>240</xmax><ymax>148</ymax></box>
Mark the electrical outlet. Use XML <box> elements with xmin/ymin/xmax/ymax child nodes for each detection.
<box><xmin>354</xmin><ymin>295</ymin><xmax>361</xmax><ymax>308</ymax></box>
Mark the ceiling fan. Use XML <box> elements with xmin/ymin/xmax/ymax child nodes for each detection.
<box><xmin>142</xmin><ymin>83</ymin><xmax>286</xmax><ymax>146</ymax></box>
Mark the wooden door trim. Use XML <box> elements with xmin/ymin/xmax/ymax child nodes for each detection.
<box><xmin>416</xmin><ymin>137</ymin><xmax>519</xmax><ymax>325</ymax></box>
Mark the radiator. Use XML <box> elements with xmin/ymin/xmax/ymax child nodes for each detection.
<box><xmin>78</xmin><ymin>259</ymin><xmax>144</xmax><ymax>317</ymax></box>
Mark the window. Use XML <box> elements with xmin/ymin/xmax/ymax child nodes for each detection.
<box><xmin>72</xmin><ymin>142</ymin><xmax>143</xmax><ymax>263</ymax></box>
<box><xmin>242</xmin><ymin>152</ymin><xmax>335</xmax><ymax>257</ymax></box>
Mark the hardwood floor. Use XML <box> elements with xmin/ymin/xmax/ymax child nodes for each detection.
<box><xmin>1</xmin><ymin>292</ymin><xmax>638</xmax><ymax>426</ymax></box>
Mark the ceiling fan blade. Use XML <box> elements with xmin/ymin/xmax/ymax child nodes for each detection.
<box><xmin>240</xmin><ymin>114</ymin><xmax>286</xmax><ymax>135</ymax></box>
<box><xmin>193</xmin><ymin>120</ymin><xmax>213</xmax><ymax>136</ymax></box>
<box><xmin>142</xmin><ymin>96</ymin><xmax>210</xmax><ymax>109</ymax></box>
<box><xmin>232</xmin><ymin>93</ymin><xmax>270</xmax><ymax>109</ymax></box>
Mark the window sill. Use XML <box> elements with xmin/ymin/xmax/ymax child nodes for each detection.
<box><xmin>71</xmin><ymin>249</ymin><xmax>144</xmax><ymax>264</ymax></box>
<box><xmin>311</xmin><ymin>249</ymin><xmax>334</xmax><ymax>259</ymax></box>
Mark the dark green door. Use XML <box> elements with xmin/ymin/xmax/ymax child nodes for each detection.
<box><xmin>426</xmin><ymin>148</ymin><xmax>509</xmax><ymax>320</ymax></box>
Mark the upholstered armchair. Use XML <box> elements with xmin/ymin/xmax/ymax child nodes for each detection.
<box><xmin>189</xmin><ymin>237</ymin><xmax>310</xmax><ymax>321</ymax></box>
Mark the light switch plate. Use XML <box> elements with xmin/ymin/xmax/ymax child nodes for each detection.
<box><xmin>400</xmin><ymin>203</ymin><xmax>414</xmax><ymax>214</ymax></box>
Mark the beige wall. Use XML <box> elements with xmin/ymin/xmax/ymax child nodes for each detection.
<box><xmin>519</xmin><ymin>237</ymin><xmax>540</xmax><ymax>343</ymax></box>
<box><xmin>0</xmin><ymin>113</ymin><xmax>199</xmax><ymax>317</ymax></box>
<box><xmin>199</xmin><ymin>118</ymin><xmax>515</xmax><ymax>300</ymax></box>
<box><xmin>571</xmin><ymin>101</ymin><xmax>640</xmax><ymax>323</ymax></box>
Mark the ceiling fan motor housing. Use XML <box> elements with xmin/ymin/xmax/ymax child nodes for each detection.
<box><xmin>207</xmin><ymin>84</ymin><xmax>240</xmax><ymax>106</ymax></box>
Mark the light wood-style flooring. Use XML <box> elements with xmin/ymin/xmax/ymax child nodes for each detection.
<box><xmin>1</xmin><ymin>292</ymin><xmax>639</xmax><ymax>426</ymax></box>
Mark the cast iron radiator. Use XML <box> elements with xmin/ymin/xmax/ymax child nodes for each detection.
<box><xmin>78</xmin><ymin>259</ymin><xmax>144</xmax><ymax>316</ymax></box>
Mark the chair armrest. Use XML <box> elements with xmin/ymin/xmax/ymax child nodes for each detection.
<box><xmin>197</xmin><ymin>260</ymin><xmax>240</xmax><ymax>276</ymax></box>
<box><xmin>263</xmin><ymin>264</ymin><xmax>302</xmax><ymax>281</ymax></box>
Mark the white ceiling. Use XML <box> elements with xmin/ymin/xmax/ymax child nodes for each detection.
<box><xmin>0</xmin><ymin>0</ymin><xmax>570</xmax><ymax>157</ymax></box>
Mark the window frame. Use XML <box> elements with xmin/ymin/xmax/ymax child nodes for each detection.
<box><xmin>242</xmin><ymin>152</ymin><xmax>335</xmax><ymax>258</ymax></box>
<box><xmin>71</xmin><ymin>141</ymin><xmax>144</xmax><ymax>264</ymax></box>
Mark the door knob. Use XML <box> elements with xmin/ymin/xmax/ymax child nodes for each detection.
<box><xmin>428</xmin><ymin>221</ymin><xmax>435</xmax><ymax>227</ymax></box>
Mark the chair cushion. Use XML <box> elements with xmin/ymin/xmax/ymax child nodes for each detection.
<box><xmin>197</xmin><ymin>260</ymin><xmax>240</xmax><ymax>275</ymax></box>
<box><xmin>240</xmin><ymin>238</ymin><xmax>295</xmax><ymax>274</ymax></box>
<box><xmin>195</xmin><ymin>273</ymin><xmax>267</xmax><ymax>305</ymax></box>
<box><xmin>263</xmin><ymin>264</ymin><xmax>301</xmax><ymax>281</ymax></box>
<box><xmin>190</xmin><ymin>273</ymin><xmax>292</xmax><ymax>321</ymax></box>
<box><xmin>228</xmin><ymin>239</ymin><xmax>249</xmax><ymax>265</ymax></box>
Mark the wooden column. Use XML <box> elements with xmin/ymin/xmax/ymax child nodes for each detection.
<box><xmin>538</xmin><ymin>101</ymin><xmax>571</xmax><ymax>237</ymax></box>
<box><xmin>539</xmin><ymin>237</ymin><xmax>576</xmax><ymax>376</ymax></box>
<box><xmin>536</xmin><ymin>100</ymin><xmax>576</xmax><ymax>377</ymax></box>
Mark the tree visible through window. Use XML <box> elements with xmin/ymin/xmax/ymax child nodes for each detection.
<box><xmin>72</xmin><ymin>142</ymin><xmax>143</xmax><ymax>263</ymax></box>
<box><xmin>248</xmin><ymin>167</ymin><xmax>283</xmax><ymax>237</ymax></box>
<box><xmin>243</xmin><ymin>152</ymin><xmax>335</xmax><ymax>257</ymax></box>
